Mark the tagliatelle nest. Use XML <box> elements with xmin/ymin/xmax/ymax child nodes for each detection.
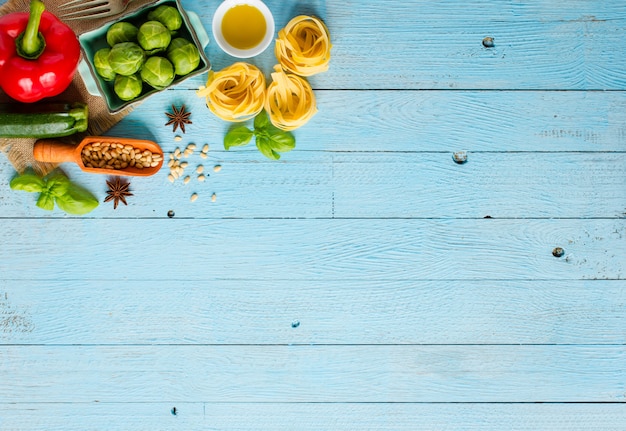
<box><xmin>275</xmin><ymin>15</ymin><xmax>332</xmax><ymax>77</ymax></box>
<box><xmin>265</xmin><ymin>65</ymin><xmax>317</xmax><ymax>131</ymax></box>
<box><xmin>196</xmin><ymin>62</ymin><xmax>266</xmax><ymax>122</ymax></box>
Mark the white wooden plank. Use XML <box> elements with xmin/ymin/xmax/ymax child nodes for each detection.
<box><xmin>0</xmin><ymin>219</ymin><xmax>622</xmax><ymax>280</ymax></box>
<box><xmin>3</xmin><ymin>151</ymin><xmax>625</xmax><ymax>219</ymax></box>
<box><xmin>1</xmin><ymin>345</ymin><xmax>624</xmax><ymax>402</ymax></box>
<box><xmin>186</xmin><ymin>0</ymin><xmax>626</xmax><ymax>90</ymax></box>
<box><xmin>1</xmin><ymin>280</ymin><xmax>624</xmax><ymax>345</ymax></box>
<box><xmin>2</xmin><ymin>402</ymin><xmax>626</xmax><ymax>431</ymax></box>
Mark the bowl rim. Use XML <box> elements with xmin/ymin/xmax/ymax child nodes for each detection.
<box><xmin>211</xmin><ymin>0</ymin><xmax>275</xmax><ymax>59</ymax></box>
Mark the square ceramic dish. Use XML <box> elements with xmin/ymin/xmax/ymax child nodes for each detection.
<box><xmin>77</xmin><ymin>0</ymin><xmax>210</xmax><ymax>114</ymax></box>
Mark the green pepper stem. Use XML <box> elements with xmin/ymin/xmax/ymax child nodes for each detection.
<box><xmin>21</xmin><ymin>0</ymin><xmax>46</xmax><ymax>57</ymax></box>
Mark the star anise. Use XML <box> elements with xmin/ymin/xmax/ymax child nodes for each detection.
<box><xmin>104</xmin><ymin>177</ymin><xmax>133</xmax><ymax>209</ymax></box>
<box><xmin>165</xmin><ymin>104</ymin><xmax>192</xmax><ymax>133</ymax></box>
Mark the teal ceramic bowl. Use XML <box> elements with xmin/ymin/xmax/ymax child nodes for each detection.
<box><xmin>78</xmin><ymin>0</ymin><xmax>211</xmax><ymax>114</ymax></box>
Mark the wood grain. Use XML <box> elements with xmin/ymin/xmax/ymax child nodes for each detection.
<box><xmin>1</xmin><ymin>280</ymin><xmax>624</xmax><ymax>345</ymax></box>
<box><xmin>111</xmin><ymin>89</ymin><xmax>626</xmax><ymax>152</ymax></box>
<box><xmin>2</xmin><ymin>402</ymin><xmax>626</xmax><ymax>431</ymax></box>
<box><xmin>0</xmin><ymin>219</ymin><xmax>622</xmax><ymax>280</ymax></box>
<box><xmin>1</xmin><ymin>0</ymin><xmax>625</xmax><ymax>427</ymax></box>
<box><xmin>3</xmin><ymin>151</ymin><xmax>625</xmax><ymax>219</ymax></box>
<box><xmin>1</xmin><ymin>345</ymin><xmax>625</xmax><ymax>402</ymax></box>
<box><xmin>189</xmin><ymin>0</ymin><xmax>626</xmax><ymax>90</ymax></box>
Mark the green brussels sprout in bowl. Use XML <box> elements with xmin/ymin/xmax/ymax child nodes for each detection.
<box><xmin>141</xmin><ymin>56</ymin><xmax>175</xmax><ymax>89</ymax></box>
<box><xmin>167</xmin><ymin>37</ymin><xmax>200</xmax><ymax>76</ymax></box>
<box><xmin>106</xmin><ymin>22</ymin><xmax>139</xmax><ymax>46</ymax></box>
<box><xmin>109</xmin><ymin>42</ymin><xmax>146</xmax><ymax>76</ymax></box>
<box><xmin>77</xmin><ymin>0</ymin><xmax>211</xmax><ymax>114</ymax></box>
<box><xmin>114</xmin><ymin>73</ymin><xmax>143</xmax><ymax>101</ymax></box>
<box><xmin>138</xmin><ymin>21</ymin><xmax>171</xmax><ymax>53</ymax></box>
<box><xmin>148</xmin><ymin>5</ymin><xmax>182</xmax><ymax>32</ymax></box>
<box><xmin>93</xmin><ymin>48</ymin><xmax>116</xmax><ymax>81</ymax></box>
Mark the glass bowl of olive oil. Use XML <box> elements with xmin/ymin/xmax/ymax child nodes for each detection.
<box><xmin>212</xmin><ymin>0</ymin><xmax>275</xmax><ymax>58</ymax></box>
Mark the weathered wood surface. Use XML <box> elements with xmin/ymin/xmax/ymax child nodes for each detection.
<box><xmin>2</xmin><ymin>403</ymin><xmax>626</xmax><ymax>431</ymax></box>
<box><xmin>1</xmin><ymin>280</ymin><xmax>624</xmax><ymax>345</ymax></box>
<box><xmin>1</xmin><ymin>0</ymin><xmax>625</xmax><ymax>429</ymax></box>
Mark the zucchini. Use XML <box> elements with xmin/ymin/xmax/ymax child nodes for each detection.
<box><xmin>0</xmin><ymin>103</ymin><xmax>88</xmax><ymax>138</ymax></box>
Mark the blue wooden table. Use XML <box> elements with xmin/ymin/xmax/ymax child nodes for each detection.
<box><xmin>1</xmin><ymin>0</ymin><xmax>626</xmax><ymax>429</ymax></box>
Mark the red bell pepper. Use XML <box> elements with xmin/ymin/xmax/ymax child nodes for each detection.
<box><xmin>0</xmin><ymin>0</ymin><xmax>80</xmax><ymax>103</ymax></box>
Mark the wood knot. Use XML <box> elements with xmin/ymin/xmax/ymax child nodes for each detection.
<box><xmin>482</xmin><ymin>37</ymin><xmax>495</xmax><ymax>48</ymax></box>
<box><xmin>452</xmin><ymin>151</ymin><xmax>468</xmax><ymax>164</ymax></box>
<box><xmin>552</xmin><ymin>247</ymin><xmax>565</xmax><ymax>258</ymax></box>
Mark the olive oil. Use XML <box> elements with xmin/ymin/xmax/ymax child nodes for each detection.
<box><xmin>221</xmin><ymin>4</ymin><xmax>267</xmax><ymax>50</ymax></box>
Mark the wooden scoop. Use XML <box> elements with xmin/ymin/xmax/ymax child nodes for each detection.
<box><xmin>34</xmin><ymin>136</ymin><xmax>164</xmax><ymax>177</ymax></box>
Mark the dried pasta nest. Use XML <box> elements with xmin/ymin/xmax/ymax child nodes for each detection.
<box><xmin>275</xmin><ymin>15</ymin><xmax>332</xmax><ymax>77</ymax></box>
<box><xmin>265</xmin><ymin>65</ymin><xmax>317</xmax><ymax>131</ymax></box>
<box><xmin>196</xmin><ymin>62</ymin><xmax>266</xmax><ymax>122</ymax></box>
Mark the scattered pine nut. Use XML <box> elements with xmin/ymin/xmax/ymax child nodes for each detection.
<box><xmin>202</xmin><ymin>144</ymin><xmax>209</xmax><ymax>153</ymax></box>
<box><xmin>196</xmin><ymin>165</ymin><xmax>204</xmax><ymax>174</ymax></box>
<box><xmin>200</xmin><ymin>153</ymin><xmax>207</xmax><ymax>159</ymax></box>
<box><xmin>184</xmin><ymin>176</ymin><xmax>191</xmax><ymax>184</ymax></box>
<box><xmin>198</xmin><ymin>174</ymin><xmax>205</xmax><ymax>182</ymax></box>
<box><xmin>213</xmin><ymin>165</ymin><xmax>222</xmax><ymax>173</ymax></box>
<box><xmin>211</xmin><ymin>193</ymin><xmax>216</xmax><ymax>202</ymax></box>
<box><xmin>190</xmin><ymin>193</ymin><xmax>198</xmax><ymax>202</ymax></box>
<box><xmin>174</xmin><ymin>136</ymin><xmax>182</xmax><ymax>142</ymax></box>
<box><xmin>168</xmin><ymin>174</ymin><xmax>175</xmax><ymax>183</ymax></box>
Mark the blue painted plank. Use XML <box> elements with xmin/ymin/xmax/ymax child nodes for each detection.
<box><xmin>1</xmin><ymin>280</ymin><xmax>624</xmax><ymax>345</ymax></box>
<box><xmin>2</xmin><ymin>151</ymin><xmax>624</xmax><ymax>219</ymax></box>
<box><xmin>0</xmin><ymin>219</ymin><xmax>622</xmax><ymax>280</ymax></box>
<box><xmin>1</xmin><ymin>345</ymin><xmax>625</xmax><ymax>402</ymax></box>
<box><xmin>2</xmin><ymin>402</ymin><xmax>626</xmax><ymax>431</ymax></box>
<box><xmin>179</xmin><ymin>0</ymin><xmax>626</xmax><ymax>90</ymax></box>
<box><xmin>108</xmin><ymin>89</ymin><xmax>626</xmax><ymax>153</ymax></box>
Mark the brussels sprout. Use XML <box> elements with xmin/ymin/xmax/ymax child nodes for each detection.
<box><xmin>108</xmin><ymin>42</ymin><xmax>146</xmax><ymax>76</ymax></box>
<box><xmin>140</xmin><ymin>56</ymin><xmax>175</xmax><ymax>90</ymax></box>
<box><xmin>93</xmin><ymin>48</ymin><xmax>116</xmax><ymax>81</ymax></box>
<box><xmin>147</xmin><ymin>5</ymin><xmax>182</xmax><ymax>32</ymax></box>
<box><xmin>137</xmin><ymin>21</ymin><xmax>171</xmax><ymax>53</ymax></box>
<box><xmin>166</xmin><ymin>38</ymin><xmax>200</xmax><ymax>76</ymax></box>
<box><xmin>114</xmin><ymin>73</ymin><xmax>143</xmax><ymax>101</ymax></box>
<box><xmin>106</xmin><ymin>22</ymin><xmax>139</xmax><ymax>46</ymax></box>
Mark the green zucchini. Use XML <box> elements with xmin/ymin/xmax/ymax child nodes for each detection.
<box><xmin>0</xmin><ymin>103</ymin><xmax>88</xmax><ymax>138</ymax></box>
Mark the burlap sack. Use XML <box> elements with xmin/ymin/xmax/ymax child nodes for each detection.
<box><xmin>0</xmin><ymin>0</ymin><xmax>156</xmax><ymax>175</ymax></box>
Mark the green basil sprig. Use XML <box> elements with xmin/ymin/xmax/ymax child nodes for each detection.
<box><xmin>10</xmin><ymin>169</ymin><xmax>99</xmax><ymax>215</ymax></box>
<box><xmin>224</xmin><ymin>110</ymin><xmax>296</xmax><ymax>160</ymax></box>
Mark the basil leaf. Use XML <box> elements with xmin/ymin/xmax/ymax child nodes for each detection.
<box><xmin>55</xmin><ymin>183</ymin><xmax>99</xmax><ymax>215</ymax></box>
<box><xmin>9</xmin><ymin>173</ymin><xmax>45</xmax><ymax>193</ymax></box>
<box><xmin>268</xmin><ymin>130</ymin><xmax>296</xmax><ymax>153</ymax></box>
<box><xmin>36</xmin><ymin>192</ymin><xmax>55</xmax><ymax>211</ymax></box>
<box><xmin>224</xmin><ymin>126</ymin><xmax>253</xmax><ymax>150</ymax></box>
<box><xmin>253</xmin><ymin>110</ymin><xmax>270</xmax><ymax>130</ymax></box>
<box><xmin>44</xmin><ymin>171</ymin><xmax>71</xmax><ymax>197</ymax></box>
<box><xmin>256</xmin><ymin>136</ymin><xmax>280</xmax><ymax>160</ymax></box>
